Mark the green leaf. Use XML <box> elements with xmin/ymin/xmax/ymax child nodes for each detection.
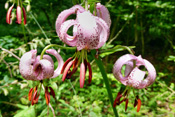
<box><xmin>14</xmin><ymin>106</ymin><xmax>35</xmax><ymax>117</ymax></box>
<box><xmin>38</xmin><ymin>107</ymin><xmax>54</xmax><ymax>117</ymax></box>
<box><xmin>16</xmin><ymin>104</ymin><xmax>29</xmax><ymax>110</ymax></box>
<box><xmin>72</xmin><ymin>0</ymin><xmax>80</xmax><ymax>5</ymax></box>
<box><xmin>59</xmin><ymin>99</ymin><xmax>75</xmax><ymax>111</ymax></box>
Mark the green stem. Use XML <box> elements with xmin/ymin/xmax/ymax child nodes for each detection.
<box><xmin>85</xmin><ymin>0</ymin><xmax>88</xmax><ymax>10</ymax></box>
<box><xmin>120</xmin><ymin>46</ymin><xmax>134</xmax><ymax>55</ymax></box>
<box><xmin>91</xmin><ymin>50</ymin><xmax>119</xmax><ymax>117</ymax></box>
<box><xmin>40</xmin><ymin>44</ymin><xmax>76</xmax><ymax>60</ymax></box>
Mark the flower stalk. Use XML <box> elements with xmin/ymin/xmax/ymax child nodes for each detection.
<box><xmin>91</xmin><ymin>50</ymin><xmax>119</xmax><ymax>117</ymax></box>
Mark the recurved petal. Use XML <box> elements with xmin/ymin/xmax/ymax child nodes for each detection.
<box><xmin>113</xmin><ymin>54</ymin><xmax>137</xmax><ymax>85</ymax></box>
<box><xmin>95</xmin><ymin>17</ymin><xmax>109</xmax><ymax>49</ymax></box>
<box><xmin>76</xmin><ymin>11</ymin><xmax>99</xmax><ymax>50</ymax></box>
<box><xmin>138</xmin><ymin>59</ymin><xmax>156</xmax><ymax>89</ymax></box>
<box><xmin>33</xmin><ymin>59</ymin><xmax>54</xmax><ymax>80</ymax></box>
<box><xmin>96</xmin><ymin>3</ymin><xmax>111</xmax><ymax>27</ymax></box>
<box><xmin>59</xmin><ymin>20</ymin><xmax>78</xmax><ymax>46</ymax></box>
<box><xmin>56</xmin><ymin>5</ymin><xmax>85</xmax><ymax>36</ymax></box>
<box><xmin>127</xmin><ymin>67</ymin><xmax>146</xmax><ymax>88</ymax></box>
<box><xmin>124</xmin><ymin>61</ymin><xmax>133</xmax><ymax>77</ymax></box>
<box><xmin>35</xmin><ymin>55</ymin><xmax>54</xmax><ymax>65</ymax></box>
<box><xmin>46</xmin><ymin>49</ymin><xmax>64</xmax><ymax>78</ymax></box>
<box><xmin>19</xmin><ymin>50</ymin><xmax>37</xmax><ymax>80</ymax></box>
<box><xmin>16</xmin><ymin>6</ymin><xmax>22</xmax><ymax>24</ymax></box>
<box><xmin>6</xmin><ymin>4</ymin><xmax>14</xmax><ymax>24</ymax></box>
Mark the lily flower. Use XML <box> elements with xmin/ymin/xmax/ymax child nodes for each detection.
<box><xmin>19</xmin><ymin>49</ymin><xmax>63</xmax><ymax>80</ymax></box>
<box><xmin>19</xmin><ymin>49</ymin><xmax>63</xmax><ymax>105</ymax></box>
<box><xmin>56</xmin><ymin>3</ymin><xmax>110</xmax><ymax>50</ymax></box>
<box><xmin>6</xmin><ymin>4</ymin><xmax>27</xmax><ymax>25</ymax></box>
<box><xmin>56</xmin><ymin>3</ymin><xmax>110</xmax><ymax>88</ymax></box>
<box><xmin>112</xmin><ymin>54</ymin><xmax>156</xmax><ymax>112</ymax></box>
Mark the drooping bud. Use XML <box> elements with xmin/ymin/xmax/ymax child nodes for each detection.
<box><xmin>49</xmin><ymin>87</ymin><xmax>55</xmax><ymax>99</ymax></box>
<box><xmin>62</xmin><ymin>60</ymin><xmax>74</xmax><ymax>81</ymax></box>
<box><xmin>61</xmin><ymin>57</ymin><xmax>72</xmax><ymax>74</ymax></box>
<box><xmin>113</xmin><ymin>92</ymin><xmax>122</xmax><ymax>107</ymax></box>
<box><xmin>22</xmin><ymin>7</ymin><xmax>27</xmax><ymax>25</ymax></box>
<box><xmin>134</xmin><ymin>95</ymin><xmax>139</xmax><ymax>107</ymax></box>
<box><xmin>125</xmin><ymin>98</ymin><xmax>129</xmax><ymax>111</ymax></box>
<box><xmin>16</xmin><ymin>6</ymin><xmax>22</xmax><ymax>24</ymax></box>
<box><xmin>87</xmin><ymin>62</ymin><xmax>92</xmax><ymax>84</ymax></box>
<box><xmin>73</xmin><ymin>58</ymin><xmax>78</xmax><ymax>69</ymax></box>
<box><xmin>6</xmin><ymin>4</ymin><xmax>14</xmax><ymax>24</ymax></box>
<box><xmin>31</xmin><ymin>90</ymin><xmax>38</xmax><ymax>105</ymax></box>
<box><xmin>80</xmin><ymin>62</ymin><xmax>85</xmax><ymax>88</ymax></box>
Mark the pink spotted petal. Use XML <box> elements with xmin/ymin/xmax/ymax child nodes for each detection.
<box><xmin>95</xmin><ymin>17</ymin><xmax>109</xmax><ymax>49</ymax></box>
<box><xmin>138</xmin><ymin>59</ymin><xmax>156</xmax><ymax>89</ymax></box>
<box><xmin>124</xmin><ymin>61</ymin><xmax>133</xmax><ymax>77</ymax></box>
<box><xmin>19</xmin><ymin>50</ymin><xmax>37</xmax><ymax>80</ymax></box>
<box><xmin>35</xmin><ymin>55</ymin><xmax>54</xmax><ymax>65</ymax></box>
<box><xmin>16</xmin><ymin>6</ymin><xmax>22</xmax><ymax>24</ymax></box>
<box><xmin>59</xmin><ymin>20</ymin><xmax>78</xmax><ymax>46</ymax></box>
<box><xmin>46</xmin><ymin>49</ymin><xmax>64</xmax><ymax>78</ymax></box>
<box><xmin>96</xmin><ymin>3</ymin><xmax>111</xmax><ymax>27</ymax></box>
<box><xmin>33</xmin><ymin>59</ymin><xmax>54</xmax><ymax>80</ymax></box>
<box><xmin>76</xmin><ymin>11</ymin><xmax>99</xmax><ymax>50</ymax></box>
<box><xmin>6</xmin><ymin>4</ymin><xmax>14</xmax><ymax>24</ymax></box>
<box><xmin>113</xmin><ymin>54</ymin><xmax>137</xmax><ymax>85</ymax></box>
<box><xmin>126</xmin><ymin>67</ymin><xmax>146</xmax><ymax>88</ymax></box>
<box><xmin>56</xmin><ymin>5</ymin><xmax>85</xmax><ymax>36</ymax></box>
<box><xmin>113</xmin><ymin>54</ymin><xmax>156</xmax><ymax>89</ymax></box>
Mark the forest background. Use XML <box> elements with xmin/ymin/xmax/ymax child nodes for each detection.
<box><xmin>0</xmin><ymin>0</ymin><xmax>175</xmax><ymax>116</ymax></box>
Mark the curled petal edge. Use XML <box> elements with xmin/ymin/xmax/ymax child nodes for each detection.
<box><xmin>96</xmin><ymin>3</ymin><xmax>111</xmax><ymax>27</ymax></box>
<box><xmin>59</xmin><ymin>20</ymin><xmax>78</xmax><ymax>46</ymax></box>
<box><xmin>56</xmin><ymin>5</ymin><xmax>85</xmax><ymax>37</ymax></box>
<box><xmin>113</xmin><ymin>54</ymin><xmax>137</xmax><ymax>84</ymax></box>
<box><xmin>95</xmin><ymin>17</ymin><xmax>109</xmax><ymax>49</ymax></box>
<box><xmin>46</xmin><ymin>49</ymin><xmax>64</xmax><ymax>78</ymax></box>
